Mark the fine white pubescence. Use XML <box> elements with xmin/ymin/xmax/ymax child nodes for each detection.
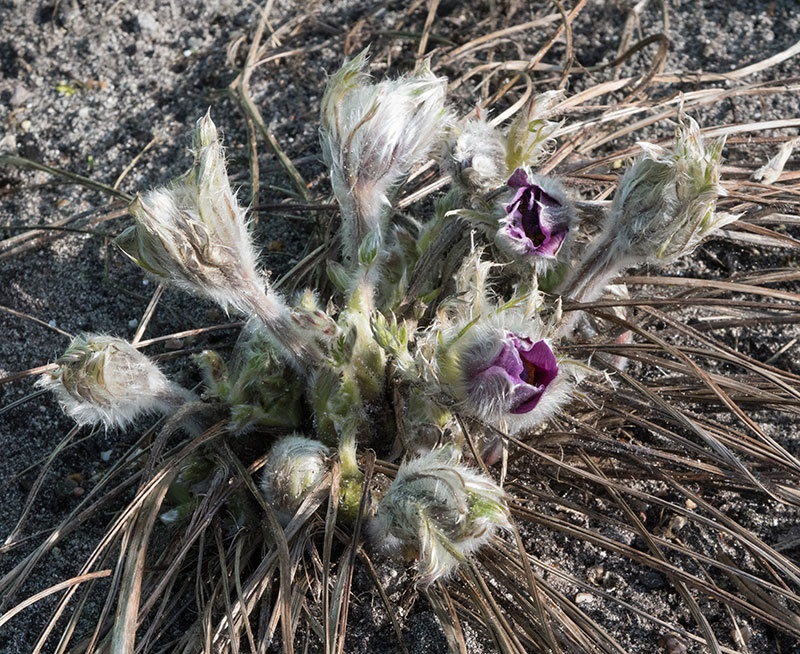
<box><xmin>260</xmin><ymin>435</ymin><xmax>331</xmax><ymax>527</ymax></box>
<box><xmin>369</xmin><ymin>446</ymin><xmax>509</xmax><ymax>585</ymax></box>
<box><xmin>562</xmin><ymin>116</ymin><xmax>735</xmax><ymax>304</ymax></box>
<box><xmin>37</xmin><ymin>334</ymin><xmax>189</xmax><ymax>429</ymax></box>
<box><xmin>116</xmin><ymin>113</ymin><xmax>322</xmax><ymax>368</ymax></box>
<box><xmin>320</xmin><ymin>49</ymin><xmax>450</xmax><ymax>265</ymax></box>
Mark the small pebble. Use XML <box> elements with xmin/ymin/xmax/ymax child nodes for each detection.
<box><xmin>659</xmin><ymin>634</ymin><xmax>687</xmax><ymax>654</ymax></box>
<box><xmin>136</xmin><ymin>11</ymin><xmax>158</xmax><ymax>32</ymax></box>
<box><xmin>128</xmin><ymin>318</ymin><xmax>139</xmax><ymax>329</ymax></box>
<box><xmin>574</xmin><ymin>592</ymin><xmax>594</xmax><ymax>604</ymax></box>
<box><xmin>587</xmin><ymin>564</ymin><xmax>605</xmax><ymax>585</ymax></box>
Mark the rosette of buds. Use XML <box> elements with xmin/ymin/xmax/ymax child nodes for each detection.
<box><xmin>37</xmin><ymin>333</ymin><xmax>192</xmax><ymax>429</ymax></box>
<box><xmin>369</xmin><ymin>446</ymin><xmax>510</xmax><ymax>584</ymax></box>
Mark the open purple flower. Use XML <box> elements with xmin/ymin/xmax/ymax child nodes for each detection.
<box><xmin>497</xmin><ymin>169</ymin><xmax>572</xmax><ymax>261</ymax></box>
<box><xmin>470</xmin><ymin>333</ymin><xmax>559</xmax><ymax>415</ymax></box>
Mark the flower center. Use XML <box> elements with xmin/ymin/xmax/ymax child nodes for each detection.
<box><xmin>520</xmin><ymin>189</ymin><xmax>546</xmax><ymax>247</ymax></box>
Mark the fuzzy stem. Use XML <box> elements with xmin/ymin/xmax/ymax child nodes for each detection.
<box><xmin>556</xmin><ymin>237</ymin><xmax>633</xmax><ymax>335</ymax></box>
<box><xmin>242</xmin><ymin>287</ymin><xmax>325</xmax><ymax>372</ymax></box>
<box><xmin>337</xmin><ymin>428</ymin><xmax>364</xmax><ymax>522</ymax></box>
<box><xmin>401</xmin><ymin>215</ymin><xmax>467</xmax><ymax>312</ymax></box>
<box><xmin>156</xmin><ymin>385</ymin><xmax>205</xmax><ymax>437</ymax></box>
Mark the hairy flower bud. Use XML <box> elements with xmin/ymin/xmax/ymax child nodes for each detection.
<box><xmin>116</xmin><ymin>112</ymin><xmax>262</xmax><ymax>314</ymax></box>
<box><xmin>560</xmin><ymin>117</ymin><xmax>735</xmax><ymax>308</ymax></box>
<box><xmin>116</xmin><ymin>113</ymin><xmax>323</xmax><ymax>368</ymax></box>
<box><xmin>369</xmin><ymin>446</ymin><xmax>509</xmax><ymax>584</ymax></box>
<box><xmin>608</xmin><ymin>117</ymin><xmax>733</xmax><ymax>265</ymax></box>
<box><xmin>259</xmin><ymin>435</ymin><xmax>331</xmax><ymax>527</ymax></box>
<box><xmin>495</xmin><ymin>169</ymin><xmax>576</xmax><ymax>274</ymax></box>
<box><xmin>320</xmin><ymin>49</ymin><xmax>449</xmax><ymax>264</ymax></box>
<box><xmin>37</xmin><ymin>334</ymin><xmax>189</xmax><ymax>429</ymax></box>
<box><xmin>444</xmin><ymin>118</ymin><xmax>508</xmax><ymax>192</ymax></box>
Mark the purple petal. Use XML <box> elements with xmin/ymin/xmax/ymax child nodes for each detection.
<box><xmin>519</xmin><ymin>340</ymin><xmax>558</xmax><ymax>388</ymax></box>
<box><xmin>469</xmin><ymin>334</ymin><xmax>559</xmax><ymax>416</ymax></box>
<box><xmin>511</xmin><ymin>338</ymin><xmax>559</xmax><ymax>414</ymax></box>
<box><xmin>531</xmin><ymin>225</ymin><xmax>566</xmax><ymax>257</ymax></box>
<box><xmin>489</xmin><ymin>340</ymin><xmax>524</xmax><ymax>381</ymax></box>
<box><xmin>507</xmin><ymin>168</ymin><xmax>530</xmax><ymax>189</ymax></box>
<box><xmin>502</xmin><ymin>177</ymin><xmax>568</xmax><ymax>258</ymax></box>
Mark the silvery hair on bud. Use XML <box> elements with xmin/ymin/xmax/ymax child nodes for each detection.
<box><xmin>320</xmin><ymin>49</ymin><xmax>450</xmax><ymax>260</ymax></box>
<box><xmin>444</xmin><ymin>118</ymin><xmax>508</xmax><ymax>192</ymax></box>
<box><xmin>37</xmin><ymin>334</ymin><xmax>187</xmax><ymax>429</ymax></box>
<box><xmin>260</xmin><ymin>435</ymin><xmax>331</xmax><ymax>527</ymax></box>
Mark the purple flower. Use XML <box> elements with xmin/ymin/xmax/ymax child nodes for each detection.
<box><xmin>498</xmin><ymin>169</ymin><xmax>571</xmax><ymax>259</ymax></box>
<box><xmin>470</xmin><ymin>333</ymin><xmax>559</xmax><ymax>415</ymax></box>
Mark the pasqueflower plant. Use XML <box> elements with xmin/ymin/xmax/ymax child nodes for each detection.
<box><xmin>40</xmin><ymin>49</ymin><xmax>732</xmax><ymax>595</ymax></box>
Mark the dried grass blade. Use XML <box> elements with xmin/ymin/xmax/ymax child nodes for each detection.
<box><xmin>581</xmin><ymin>454</ymin><xmax>723</xmax><ymax>654</ymax></box>
<box><xmin>0</xmin><ymin>154</ymin><xmax>132</xmax><ymax>201</ymax></box>
<box><xmin>323</xmin><ymin>463</ymin><xmax>341</xmax><ymax>654</ymax></box>
<box><xmin>716</xmin><ymin>550</ymin><xmax>800</xmax><ymax>632</ymax></box>
<box><xmin>416</xmin><ymin>0</ymin><xmax>440</xmax><ymax>58</ymax></box>
<box><xmin>111</xmin><ymin>475</ymin><xmax>172</xmax><ymax>654</ymax></box>
<box><xmin>0</xmin><ymin>570</ymin><xmax>111</xmax><ymax>630</ymax></box>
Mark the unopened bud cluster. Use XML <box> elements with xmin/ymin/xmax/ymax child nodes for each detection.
<box><xmin>369</xmin><ymin>446</ymin><xmax>509</xmax><ymax>584</ymax></box>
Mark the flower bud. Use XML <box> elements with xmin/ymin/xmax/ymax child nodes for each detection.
<box><xmin>116</xmin><ymin>112</ymin><xmax>262</xmax><ymax>315</ymax></box>
<box><xmin>444</xmin><ymin>118</ymin><xmax>508</xmax><ymax>192</ymax></box>
<box><xmin>608</xmin><ymin>116</ymin><xmax>733</xmax><ymax>265</ymax></box>
<box><xmin>37</xmin><ymin>334</ymin><xmax>187</xmax><ymax>429</ymax></box>
<box><xmin>559</xmin><ymin>117</ymin><xmax>735</xmax><ymax>310</ymax></box>
<box><xmin>259</xmin><ymin>435</ymin><xmax>331</xmax><ymax>527</ymax></box>
<box><xmin>116</xmin><ymin>113</ymin><xmax>323</xmax><ymax>369</ymax></box>
<box><xmin>320</xmin><ymin>49</ymin><xmax>449</xmax><ymax>264</ymax></box>
<box><xmin>369</xmin><ymin>446</ymin><xmax>509</xmax><ymax>585</ymax></box>
<box><xmin>505</xmin><ymin>90</ymin><xmax>564</xmax><ymax>171</ymax></box>
<box><xmin>495</xmin><ymin>169</ymin><xmax>576</xmax><ymax>274</ymax></box>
